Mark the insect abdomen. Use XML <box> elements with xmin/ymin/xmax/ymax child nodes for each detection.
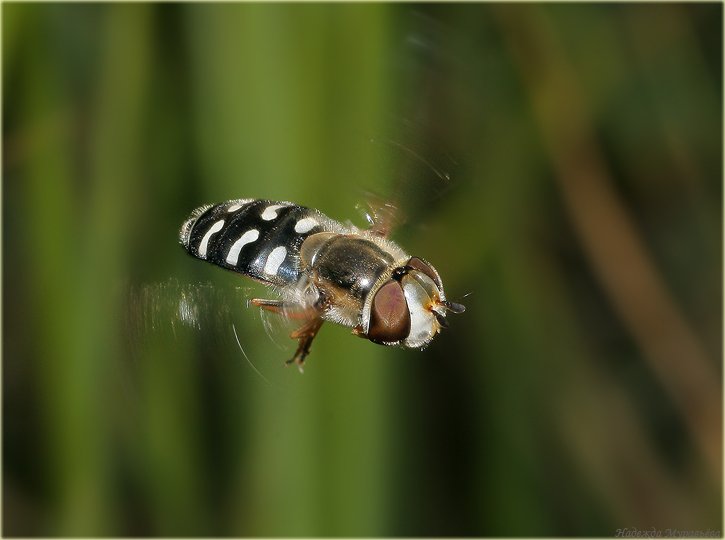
<box><xmin>180</xmin><ymin>199</ymin><xmax>330</xmax><ymax>286</ymax></box>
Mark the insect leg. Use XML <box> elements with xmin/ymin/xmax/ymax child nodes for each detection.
<box><xmin>251</xmin><ymin>297</ymin><xmax>326</xmax><ymax>369</ymax></box>
<box><xmin>250</xmin><ymin>298</ymin><xmax>317</xmax><ymax>321</ymax></box>
<box><xmin>288</xmin><ymin>317</ymin><xmax>325</xmax><ymax>371</ymax></box>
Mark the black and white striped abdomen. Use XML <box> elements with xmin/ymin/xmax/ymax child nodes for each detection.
<box><xmin>180</xmin><ymin>199</ymin><xmax>337</xmax><ymax>286</ymax></box>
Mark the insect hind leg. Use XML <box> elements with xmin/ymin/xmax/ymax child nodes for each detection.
<box><xmin>288</xmin><ymin>317</ymin><xmax>325</xmax><ymax>372</ymax></box>
<box><xmin>250</xmin><ymin>298</ymin><xmax>317</xmax><ymax>321</ymax></box>
<box><xmin>250</xmin><ymin>297</ymin><xmax>325</xmax><ymax>371</ymax></box>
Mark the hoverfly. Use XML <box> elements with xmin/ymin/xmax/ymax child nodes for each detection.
<box><xmin>179</xmin><ymin>198</ymin><xmax>464</xmax><ymax>368</ymax></box>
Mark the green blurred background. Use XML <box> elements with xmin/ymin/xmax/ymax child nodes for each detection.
<box><xmin>3</xmin><ymin>3</ymin><xmax>722</xmax><ymax>537</ymax></box>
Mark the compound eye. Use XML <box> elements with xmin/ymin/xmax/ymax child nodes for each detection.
<box><xmin>406</xmin><ymin>257</ymin><xmax>442</xmax><ymax>288</ymax></box>
<box><xmin>368</xmin><ymin>280</ymin><xmax>411</xmax><ymax>344</ymax></box>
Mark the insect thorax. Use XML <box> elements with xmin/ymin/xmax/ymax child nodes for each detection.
<box><xmin>300</xmin><ymin>232</ymin><xmax>407</xmax><ymax>325</ymax></box>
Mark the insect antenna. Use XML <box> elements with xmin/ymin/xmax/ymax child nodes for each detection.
<box><xmin>433</xmin><ymin>310</ymin><xmax>450</xmax><ymax>328</ymax></box>
<box><xmin>440</xmin><ymin>291</ymin><xmax>472</xmax><ymax>316</ymax></box>
<box><xmin>443</xmin><ymin>301</ymin><xmax>466</xmax><ymax>314</ymax></box>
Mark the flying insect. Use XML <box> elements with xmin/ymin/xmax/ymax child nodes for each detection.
<box><xmin>179</xmin><ymin>198</ymin><xmax>465</xmax><ymax>368</ymax></box>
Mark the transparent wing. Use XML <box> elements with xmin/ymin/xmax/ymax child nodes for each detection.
<box><xmin>122</xmin><ymin>278</ymin><xmax>305</xmax><ymax>386</ymax></box>
<box><xmin>354</xmin><ymin>132</ymin><xmax>458</xmax><ymax>240</ymax></box>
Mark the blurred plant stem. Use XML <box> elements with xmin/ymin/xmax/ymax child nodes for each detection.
<box><xmin>495</xmin><ymin>5</ymin><xmax>721</xmax><ymax>480</ymax></box>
